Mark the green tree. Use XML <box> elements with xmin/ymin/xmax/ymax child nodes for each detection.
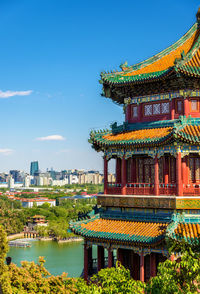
<box><xmin>9</xmin><ymin>257</ymin><xmax>74</xmax><ymax>293</ymax></box>
<box><xmin>47</xmin><ymin>219</ymin><xmax>68</xmax><ymax>240</ymax></box>
<box><xmin>75</xmin><ymin>263</ymin><xmax>145</xmax><ymax>294</ymax></box>
<box><xmin>40</xmin><ymin>202</ymin><xmax>51</xmax><ymax>209</ymax></box>
<box><xmin>35</xmin><ymin>225</ymin><xmax>48</xmax><ymax>237</ymax></box>
<box><xmin>147</xmin><ymin>244</ymin><xmax>200</xmax><ymax>293</ymax></box>
<box><xmin>0</xmin><ymin>225</ymin><xmax>12</xmax><ymax>293</ymax></box>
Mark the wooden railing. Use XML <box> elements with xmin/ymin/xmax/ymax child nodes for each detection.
<box><xmin>107</xmin><ymin>182</ymin><xmax>177</xmax><ymax>196</ymax></box>
<box><xmin>159</xmin><ymin>184</ymin><xmax>176</xmax><ymax>196</ymax></box>
<box><xmin>107</xmin><ymin>182</ymin><xmax>121</xmax><ymax>195</ymax></box>
<box><xmin>126</xmin><ymin>183</ymin><xmax>154</xmax><ymax>195</ymax></box>
<box><xmin>183</xmin><ymin>184</ymin><xmax>200</xmax><ymax>196</ymax></box>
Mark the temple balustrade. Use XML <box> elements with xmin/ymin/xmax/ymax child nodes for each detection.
<box><xmin>104</xmin><ymin>151</ymin><xmax>200</xmax><ymax>196</ymax></box>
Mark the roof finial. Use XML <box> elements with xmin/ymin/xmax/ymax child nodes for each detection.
<box><xmin>196</xmin><ymin>7</ymin><xmax>200</xmax><ymax>22</ymax></box>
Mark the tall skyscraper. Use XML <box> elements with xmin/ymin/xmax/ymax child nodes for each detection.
<box><xmin>30</xmin><ymin>161</ymin><xmax>39</xmax><ymax>176</ymax></box>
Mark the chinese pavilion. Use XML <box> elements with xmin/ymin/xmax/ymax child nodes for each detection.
<box><xmin>71</xmin><ymin>9</ymin><xmax>200</xmax><ymax>282</ymax></box>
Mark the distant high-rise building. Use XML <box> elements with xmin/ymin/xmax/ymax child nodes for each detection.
<box><xmin>9</xmin><ymin>170</ymin><xmax>23</xmax><ymax>182</ymax></box>
<box><xmin>30</xmin><ymin>161</ymin><xmax>39</xmax><ymax>176</ymax></box>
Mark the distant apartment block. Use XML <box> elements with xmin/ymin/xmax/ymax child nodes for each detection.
<box><xmin>78</xmin><ymin>171</ymin><xmax>115</xmax><ymax>185</ymax></box>
<box><xmin>20</xmin><ymin>197</ymin><xmax>56</xmax><ymax>208</ymax></box>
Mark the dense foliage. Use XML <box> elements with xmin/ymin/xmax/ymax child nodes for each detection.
<box><xmin>1</xmin><ymin>218</ymin><xmax>200</xmax><ymax>294</ymax></box>
<box><xmin>6</xmin><ymin>258</ymin><xmax>145</xmax><ymax>294</ymax></box>
<box><xmin>0</xmin><ymin>226</ymin><xmax>12</xmax><ymax>293</ymax></box>
<box><xmin>0</xmin><ymin>189</ymin><xmax>96</xmax><ymax>239</ymax></box>
<box><xmin>8</xmin><ymin>257</ymin><xmax>75</xmax><ymax>294</ymax></box>
<box><xmin>146</xmin><ymin>237</ymin><xmax>200</xmax><ymax>294</ymax></box>
<box><xmin>147</xmin><ymin>250</ymin><xmax>200</xmax><ymax>294</ymax></box>
<box><xmin>75</xmin><ymin>263</ymin><xmax>145</xmax><ymax>294</ymax></box>
<box><xmin>0</xmin><ymin>197</ymin><xmax>26</xmax><ymax>234</ymax></box>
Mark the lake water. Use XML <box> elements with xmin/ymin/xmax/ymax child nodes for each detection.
<box><xmin>8</xmin><ymin>239</ymin><xmax>85</xmax><ymax>277</ymax></box>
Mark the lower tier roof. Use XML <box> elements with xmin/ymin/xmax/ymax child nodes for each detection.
<box><xmin>71</xmin><ymin>214</ymin><xmax>200</xmax><ymax>246</ymax></box>
<box><xmin>174</xmin><ymin>223</ymin><xmax>200</xmax><ymax>242</ymax></box>
<box><xmin>89</xmin><ymin>117</ymin><xmax>200</xmax><ymax>149</ymax></box>
<box><xmin>71</xmin><ymin>215</ymin><xmax>167</xmax><ymax>245</ymax></box>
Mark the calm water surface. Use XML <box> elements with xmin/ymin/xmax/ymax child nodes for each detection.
<box><xmin>8</xmin><ymin>239</ymin><xmax>86</xmax><ymax>277</ymax></box>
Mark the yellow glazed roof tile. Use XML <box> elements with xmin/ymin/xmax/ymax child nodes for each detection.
<box><xmin>81</xmin><ymin>218</ymin><xmax>167</xmax><ymax>238</ymax></box>
<box><xmin>103</xmin><ymin>127</ymin><xmax>172</xmax><ymax>142</ymax></box>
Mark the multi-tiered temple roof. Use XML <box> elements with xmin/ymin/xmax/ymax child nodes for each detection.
<box><xmin>100</xmin><ymin>12</ymin><xmax>200</xmax><ymax>103</ymax></box>
<box><xmin>72</xmin><ymin>9</ymin><xmax>200</xmax><ymax>282</ymax></box>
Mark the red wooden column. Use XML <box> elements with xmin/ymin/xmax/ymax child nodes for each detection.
<box><xmin>104</xmin><ymin>156</ymin><xmax>108</xmax><ymax>194</ymax></box>
<box><xmin>182</xmin><ymin>156</ymin><xmax>187</xmax><ymax>191</ymax></box>
<box><xmin>150</xmin><ymin>253</ymin><xmax>157</xmax><ymax>277</ymax></box>
<box><xmin>164</xmin><ymin>156</ymin><xmax>169</xmax><ymax>185</ymax></box>
<box><xmin>184</xmin><ymin>98</ymin><xmax>189</xmax><ymax>117</ymax></box>
<box><xmin>154</xmin><ymin>155</ymin><xmax>159</xmax><ymax>196</ymax></box>
<box><xmin>97</xmin><ymin>245</ymin><xmax>104</xmax><ymax>271</ymax></box>
<box><xmin>84</xmin><ymin>243</ymin><xmax>89</xmax><ymax>281</ymax></box>
<box><xmin>121</xmin><ymin>156</ymin><xmax>127</xmax><ymax>195</ymax></box>
<box><xmin>125</xmin><ymin>104</ymin><xmax>131</xmax><ymax>122</ymax></box>
<box><xmin>108</xmin><ymin>247</ymin><xmax>113</xmax><ymax>268</ymax></box>
<box><xmin>185</xmin><ymin>156</ymin><xmax>189</xmax><ymax>185</ymax></box>
<box><xmin>176</xmin><ymin>152</ymin><xmax>183</xmax><ymax>196</ymax></box>
<box><xmin>171</xmin><ymin>99</ymin><xmax>175</xmax><ymax>120</ymax></box>
<box><xmin>140</xmin><ymin>252</ymin><xmax>145</xmax><ymax>282</ymax></box>
<box><xmin>117</xmin><ymin>248</ymin><xmax>123</xmax><ymax>265</ymax></box>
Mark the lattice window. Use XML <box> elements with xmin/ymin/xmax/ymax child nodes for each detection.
<box><xmin>144</xmin><ymin>104</ymin><xmax>152</xmax><ymax>116</ymax></box>
<box><xmin>138</xmin><ymin>159</ymin><xmax>143</xmax><ymax>182</ymax></box>
<box><xmin>132</xmin><ymin>106</ymin><xmax>138</xmax><ymax>117</ymax></box>
<box><xmin>177</xmin><ymin>101</ymin><xmax>183</xmax><ymax>113</ymax></box>
<box><xmin>191</xmin><ymin>100</ymin><xmax>198</xmax><ymax>111</ymax></box>
<box><xmin>195</xmin><ymin>158</ymin><xmax>200</xmax><ymax>181</ymax></box>
<box><xmin>144</xmin><ymin>158</ymin><xmax>153</xmax><ymax>165</ymax></box>
<box><xmin>190</xmin><ymin>158</ymin><xmax>195</xmax><ymax>182</ymax></box>
<box><xmin>159</xmin><ymin>158</ymin><xmax>163</xmax><ymax>183</ymax></box>
<box><xmin>170</xmin><ymin>157</ymin><xmax>176</xmax><ymax>183</ymax></box>
<box><xmin>126</xmin><ymin>158</ymin><xmax>132</xmax><ymax>182</ymax></box>
<box><xmin>162</xmin><ymin>102</ymin><xmax>169</xmax><ymax>114</ymax></box>
<box><xmin>190</xmin><ymin>157</ymin><xmax>200</xmax><ymax>182</ymax></box>
<box><xmin>151</xmin><ymin>165</ymin><xmax>155</xmax><ymax>183</ymax></box>
<box><xmin>144</xmin><ymin>157</ymin><xmax>154</xmax><ymax>183</ymax></box>
<box><xmin>153</xmin><ymin>103</ymin><xmax>160</xmax><ymax>115</ymax></box>
<box><xmin>144</xmin><ymin>164</ymin><xmax>150</xmax><ymax>183</ymax></box>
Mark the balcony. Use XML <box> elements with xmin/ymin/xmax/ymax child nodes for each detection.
<box><xmin>183</xmin><ymin>184</ymin><xmax>200</xmax><ymax>196</ymax></box>
<box><xmin>107</xmin><ymin>182</ymin><xmax>177</xmax><ymax>196</ymax></box>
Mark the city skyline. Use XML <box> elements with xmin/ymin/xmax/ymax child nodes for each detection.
<box><xmin>0</xmin><ymin>0</ymin><xmax>198</xmax><ymax>172</ymax></box>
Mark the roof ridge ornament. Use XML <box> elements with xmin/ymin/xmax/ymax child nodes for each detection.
<box><xmin>196</xmin><ymin>7</ymin><xmax>200</xmax><ymax>23</ymax></box>
<box><xmin>120</xmin><ymin>61</ymin><xmax>128</xmax><ymax>71</ymax></box>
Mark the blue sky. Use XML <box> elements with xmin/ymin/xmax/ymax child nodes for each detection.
<box><xmin>0</xmin><ymin>0</ymin><xmax>199</xmax><ymax>173</ymax></box>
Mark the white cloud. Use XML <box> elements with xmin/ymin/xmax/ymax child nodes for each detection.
<box><xmin>0</xmin><ymin>149</ymin><xmax>14</xmax><ymax>155</ymax></box>
<box><xmin>36</xmin><ymin>135</ymin><xmax>66</xmax><ymax>141</ymax></box>
<box><xmin>0</xmin><ymin>90</ymin><xmax>32</xmax><ymax>98</ymax></box>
